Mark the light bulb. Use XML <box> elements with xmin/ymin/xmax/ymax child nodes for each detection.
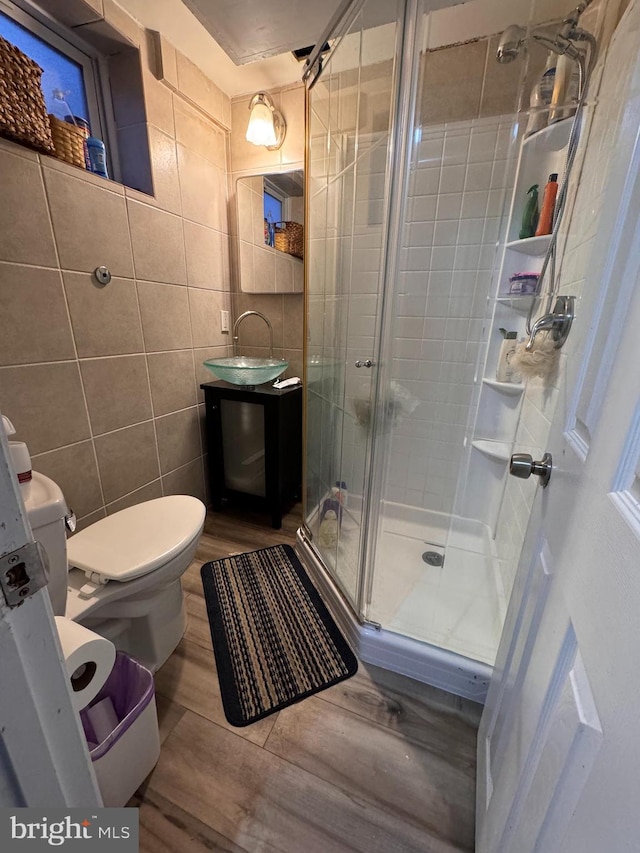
<box><xmin>246</xmin><ymin>102</ymin><xmax>277</xmax><ymax>147</ymax></box>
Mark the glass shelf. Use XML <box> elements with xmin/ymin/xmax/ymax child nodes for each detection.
<box><xmin>496</xmin><ymin>295</ymin><xmax>534</xmax><ymax>313</ymax></box>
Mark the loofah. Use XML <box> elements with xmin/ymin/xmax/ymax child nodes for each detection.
<box><xmin>511</xmin><ymin>334</ymin><xmax>560</xmax><ymax>382</ymax></box>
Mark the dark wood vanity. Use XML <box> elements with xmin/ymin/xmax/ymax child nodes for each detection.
<box><xmin>200</xmin><ymin>380</ymin><xmax>302</xmax><ymax>529</ymax></box>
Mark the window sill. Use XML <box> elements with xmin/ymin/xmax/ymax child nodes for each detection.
<box><xmin>40</xmin><ymin>147</ymin><xmax>126</xmax><ymax>194</ymax></box>
<box><xmin>0</xmin><ymin>132</ymin><xmax>158</xmax><ymax>207</ymax></box>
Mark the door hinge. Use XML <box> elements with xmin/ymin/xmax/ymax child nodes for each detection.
<box><xmin>0</xmin><ymin>541</ymin><xmax>49</xmax><ymax>608</ymax></box>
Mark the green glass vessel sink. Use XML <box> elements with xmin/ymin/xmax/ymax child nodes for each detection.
<box><xmin>203</xmin><ymin>356</ymin><xmax>288</xmax><ymax>386</ymax></box>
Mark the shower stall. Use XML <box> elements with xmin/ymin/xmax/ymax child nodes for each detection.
<box><xmin>299</xmin><ymin>0</ymin><xmax>605</xmax><ymax>700</ymax></box>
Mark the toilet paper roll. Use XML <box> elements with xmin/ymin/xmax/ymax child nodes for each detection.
<box><xmin>86</xmin><ymin>697</ymin><xmax>119</xmax><ymax>744</ymax></box>
<box><xmin>54</xmin><ymin>616</ymin><xmax>116</xmax><ymax>712</ymax></box>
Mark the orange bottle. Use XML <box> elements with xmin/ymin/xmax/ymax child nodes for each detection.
<box><xmin>535</xmin><ymin>173</ymin><xmax>558</xmax><ymax>236</ymax></box>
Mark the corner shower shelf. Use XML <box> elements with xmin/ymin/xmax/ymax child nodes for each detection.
<box><xmin>482</xmin><ymin>378</ymin><xmax>525</xmax><ymax>395</ymax></box>
<box><xmin>471</xmin><ymin>439</ymin><xmax>511</xmax><ymax>463</ymax></box>
<box><xmin>505</xmin><ymin>235</ymin><xmax>552</xmax><ymax>256</ymax></box>
<box><xmin>496</xmin><ymin>295</ymin><xmax>534</xmax><ymax>312</ymax></box>
<box><xmin>522</xmin><ymin>116</ymin><xmax>573</xmax><ymax>152</ymax></box>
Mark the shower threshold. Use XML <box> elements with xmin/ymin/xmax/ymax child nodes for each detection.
<box><xmin>296</xmin><ymin>525</ymin><xmax>492</xmax><ymax>703</ymax></box>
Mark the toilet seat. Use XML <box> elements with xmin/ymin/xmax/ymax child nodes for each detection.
<box><xmin>67</xmin><ymin>496</ymin><xmax>206</xmax><ymax>585</ymax></box>
<box><xmin>64</xmin><ymin>525</ymin><xmax>202</xmax><ymax>623</ymax></box>
<box><xmin>26</xmin><ymin>469</ymin><xmax>206</xmax><ymax>670</ymax></box>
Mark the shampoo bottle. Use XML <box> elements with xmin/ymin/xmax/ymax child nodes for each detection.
<box><xmin>535</xmin><ymin>173</ymin><xmax>558</xmax><ymax>236</ymax></box>
<box><xmin>538</xmin><ymin>52</ymin><xmax>557</xmax><ymax>106</ymax></box>
<box><xmin>549</xmin><ymin>53</ymin><xmax>580</xmax><ymax>122</ymax></box>
<box><xmin>496</xmin><ymin>329</ymin><xmax>520</xmax><ymax>383</ymax></box>
<box><xmin>519</xmin><ymin>185</ymin><xmax>539</xmax><ymax>239</ymax></box>
<box><xmin>525</xmin><ymin>52</ymin><xmax>556</xmax><ymax>136</ymax></box>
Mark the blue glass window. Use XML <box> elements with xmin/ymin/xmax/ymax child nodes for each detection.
<box><xmin>0</xmin><ymin>10</ymin><xmax>89</xmax><ymax>123</ymax></box>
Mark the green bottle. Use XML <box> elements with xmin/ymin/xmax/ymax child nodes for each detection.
<box><xmin>519</xmin><ymin>184</ymin><xmax>539</xmax><ymax>239</ymax></box>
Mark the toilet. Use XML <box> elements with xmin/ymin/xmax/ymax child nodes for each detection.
<box><xmin>25</xmin><ymin>471</ymin><xmax>206</xmax><ymax>671</ymax></box>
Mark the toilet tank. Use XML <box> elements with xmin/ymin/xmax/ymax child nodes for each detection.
<box><xmin>24</xmin><ymin>472</ymin><xmax>69</xmax><ymax>616</ymax></box>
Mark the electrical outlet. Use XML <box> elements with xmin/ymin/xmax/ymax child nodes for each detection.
<box><xmin>220</xmin><ymin>310</ymin><xmax>230</xmax><ymax>333</ymax></box>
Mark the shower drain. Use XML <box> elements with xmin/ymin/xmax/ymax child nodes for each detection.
<box><xmin>422</xmin><ymin>550</ymin><xmax>444</xmax><ymax>567</ymax></box>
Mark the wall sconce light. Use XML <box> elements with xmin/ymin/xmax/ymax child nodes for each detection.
<box><xmin>246</xmin><ymin>92</ymin><xmax>286</xmax><ymax>150</ymax></box>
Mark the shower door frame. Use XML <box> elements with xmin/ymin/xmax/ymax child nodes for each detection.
<box><xmin>356</xmin><ymin>0</ymin><xmax>427</xmax><ymax>619</ymax></box>
<box><xmin>302</xmin><ymin>0</ymin><xmax>430</xmax><ymax>623</ymax></box>
<box><xmin>302</xmin><ymin>0</ymin><xmax>412</xmax><ymax>628</ymax></box>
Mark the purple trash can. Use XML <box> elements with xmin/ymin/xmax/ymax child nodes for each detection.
<box><xmin>80</xmin><ymin>652</ymin><xmax>160</xmax><ymax>806</ymax></box>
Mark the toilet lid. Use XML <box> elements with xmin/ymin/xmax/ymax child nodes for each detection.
<box><xmin>67</xmin><ymin>496</ymin><xmax>206</xmax><ymax>582</ymax></box>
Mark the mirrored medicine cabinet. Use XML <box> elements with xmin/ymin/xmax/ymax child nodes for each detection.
<box><xmin>236</xmin><ymin>170</ymin><xmax>304</xmax><ymax>293</ymax></box>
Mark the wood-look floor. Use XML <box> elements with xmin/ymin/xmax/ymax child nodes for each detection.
<box><xmin>131</xmin><ymin>504</ymin><xmax>482</xmax><ymax>852</ymax></box>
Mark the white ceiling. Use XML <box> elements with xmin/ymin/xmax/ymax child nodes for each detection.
<box><xmin>116</xmin><ymin>0</ymin><xmax>310</xmax><ymax>96</ymax></box>
<box><xmin>179</xmin><ymin>0</ymin><xmax>344</xmax><ymax>65</ymax></box>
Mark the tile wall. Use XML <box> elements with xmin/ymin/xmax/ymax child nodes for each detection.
<box><xmin>0</xmin><ymin>5</ymin><xmax>233</xmax><ymax>529</ymax></box>
<box><xmin>381</xmin><ymin>116</ymin><xmax>515</xmax><ymax>514</ymax></box>
<box><xmin>420</xmin><ymin>34</ymin><xmax>523</xmax><ymax>126</ymax></box>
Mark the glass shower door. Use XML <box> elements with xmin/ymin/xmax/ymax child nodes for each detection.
<box><xmin>304</xmin><ymin>1</ymin><xmax>402</xmax><ymax>612</ymax></box>
<box><xmin>362</xmin><ymin>0</ymin><xmax>526</xmax><ymax>666</ymax></box>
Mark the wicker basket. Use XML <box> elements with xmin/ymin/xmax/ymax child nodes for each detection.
<box><xmin>0</xmin><ymin>35</ymin><xmax>54</xmax><ymax>154</ymax></box>
<box><xmin>274</xmin><ymin>221</ymin><xmax>304</xmax><ymax>260</ymax></box>
<box><xmin>48</xmin><ymin>115</ymin><xmax>87</xmax><ymax>168</ymax></box>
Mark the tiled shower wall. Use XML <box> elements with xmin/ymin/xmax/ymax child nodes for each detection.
<box><xmin>0</xmin><ymin>7</ymin><xmax>232</xmax><ymax>529</ymax></box>
<box><xmin>372</xmin><ymin>20</ymin><xmax>543</xmax><ymax>516</ymax></box>
<box><xmin>382</xmin><ymin>115</ymin><xmax>514</xmax><ymax>513</ymax></box>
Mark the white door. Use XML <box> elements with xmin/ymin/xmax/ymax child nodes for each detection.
<box><xmin>477</xmin><ymin>5</ymin><xmax>640</xmax><ymax>851</ymax></box>
<box><xmin>0</xmin><ymin>417</ymin><xmax>100</xmax><ymax>807</ymax></box>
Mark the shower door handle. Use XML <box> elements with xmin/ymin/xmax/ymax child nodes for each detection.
<box><xmin>509</xmin><ymin>452</ymin><xmax>552</xmax><ymax>488</ymax></box>
<box><xmin>355</xmin><ymin>359</ymin><xmax>375</xmax><ymax>368</ymax></box>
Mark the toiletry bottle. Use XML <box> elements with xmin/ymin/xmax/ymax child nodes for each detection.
<box><xmin>525</xmin><ymin>81</ymin><xmax>547</xmax><ymax>136</ymax></box>
<box><xmin>549</xmin><ymin>53</ymin><xmax>580</xmax><ymax>122</ymax></box>
<box><xmin>496</xmin><ymin>329</ymin><xmax>520</xmax><ymax>383</ymax></box>
<box><xmin>538</xmin><ymin>52</ymin><xmax>557</xmax><ymax>107</ymax></box>
<box><xmin>86</xmin><ymin>136</ymin><xmax>109</xmax><ymax>179</ymax></box>
<box><xmin>318</xmin><ymin>510</ymin><xmax>338</xmax><ymax>548</ymax></box>
<box><xmin>519</xmin><ymin>185</ymin><xmax>539</xmax><ymax>239</ymax></box>
<box><xmin>525</xmin><ymin>52</ymin><xmax>556</xmax><ymax>136</ymax></box>
<box><xmin>535</xmin><ymin>173</ymin><xmax>558</xmax><ymax>236</ymax></box>
<box><xmin>332</xmin><ymin>481</ymin><xmax>348</xmax><ymax>509</ymax></box>
<box><xmin>2</xmin><ymin>416</ymin><xmax>33</xmax><ymax>491</ymax></box>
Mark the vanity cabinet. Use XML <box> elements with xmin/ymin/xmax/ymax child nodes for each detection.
<box><xmin>200</xmin><ymin>381</ymin><xmax>302</xmax><ymax>529</ymax></box>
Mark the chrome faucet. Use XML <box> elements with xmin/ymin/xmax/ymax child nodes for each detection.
<box><xmin>526</xmin><ymin>296</ymin><xmax>576</xmax><ymax>351</ymax></box>
<box><xmin>233</xmin><ymin>310</ymin><xmax>274</xmax><ymax>357</ymax></box>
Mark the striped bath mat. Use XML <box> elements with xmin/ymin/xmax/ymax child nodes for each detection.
<box><xmin>200</xmin><ymin>544</ymin><xmax>357</xmax><ymax>726</ymax></box>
